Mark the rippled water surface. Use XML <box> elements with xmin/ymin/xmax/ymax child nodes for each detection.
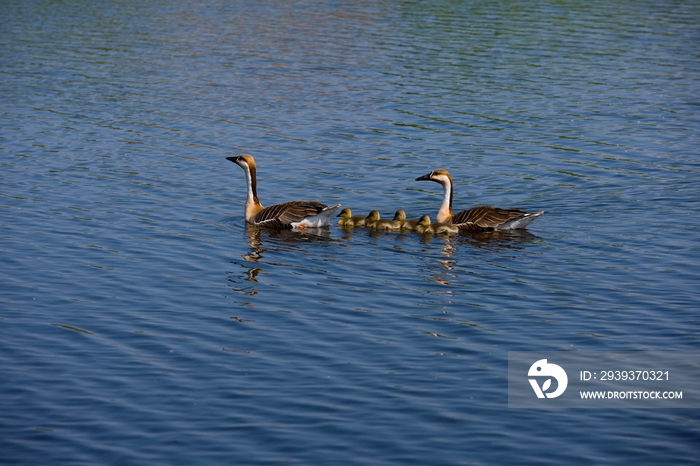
<box><xmin>2</xmin><ymin>0</ymin><xmax>700</xmax><ymax>464</ymax></box>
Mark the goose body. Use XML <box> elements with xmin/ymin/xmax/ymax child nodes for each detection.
<box><xmin>365</xmin><ymin>210</ymin><xmax>396</xmax><ymax>231</ymax></box>
<box><xmin>415</xmin><ymin>215</ymin><xmax>459</xmax><ymax>235</ymax></box>
<box><xmin>227</xmin><ymin>154</ymin><xmax>340</xmax><ymax>229</ymax></box>
<box><xmin>337</xmin><ymin>208</ymin><xmax>366</xmax><ymax>228</ymax></box>
<box><xmin>393</xmin><ymin>210</ymin><xmax>419</xmax><ymax>231</ymax></box>
<box><xmin>415</xmin><ymin>169</ymin><xmax>543</xmax><ymax>231</ymax></box>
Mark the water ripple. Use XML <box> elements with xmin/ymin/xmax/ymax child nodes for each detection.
<box><xmin>2</xmin><ymin>0</ymin><xmax>700</xmax><ymax>464</ymax></box>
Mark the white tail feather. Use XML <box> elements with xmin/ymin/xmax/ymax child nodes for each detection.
<box><xmin>497</xmin><ymin>211</ymin><xmax>544</xmax><ymax>230</ymax></box>
<box><xmin>292</xmin><ymin>204</ymin><xmax>341</xmax><ymax>228</ymax></box>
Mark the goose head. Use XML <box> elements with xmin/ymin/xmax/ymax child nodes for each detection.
<box><xmin>366</xmin><ymin>210</ymin><xmax>381</xmax><ymax>222</ymax></box>
<box><xmin>393</xmin><ymin>210</ymin><xmax>406</xmax><ymax>221</ymax></box>
<box><xmin>337</xmin><ymin>208</ymin><xmax>353</xmax><ymax>219</ymax></box>
<box><xmin>226</xmin><ymin>154</ymin><xmax>256</xmax><ymax>171</ymax></box>
<box><xmin>415</xmin><ymin>169</ymin><xmax>452</xmax><ymax>185</ymax></box>
<box><xmin>417</xmin><ymin>215</ymin><xmax>432</xmax><ymax>227</ymax></box>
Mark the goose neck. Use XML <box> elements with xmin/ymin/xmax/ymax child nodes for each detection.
<box><xmin>437</xmin><ymin>177</ymin><xmax>453</xmax><ymax>223</ymax></box>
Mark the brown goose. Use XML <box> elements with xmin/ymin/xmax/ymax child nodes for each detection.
<box><xmin>415</xmin><ymin>169</ymin><xmax>543</xmax><ymax>231</ymax></box>
<box><xmin>415</xmin><ymin>215</ymin><xmax>459</xmax><ymax>235</ymax></box>
<box><xmin>337</xmin><ymin>208</ymin><xmax>366</xmax><ymax>228</ymax></box>
<box><xmin>365</xmin><ymin>210</ymin><xmax>396</xmax><ymax>231</ymax></box>
<box><xmin>227</xmin><ymin>154</ymin><xmax>340</xmax><ymax>228</ymax></box>
<box><xmin>393</xmin><ymin>210</ymin><xmax>419</xmax><ymax>231</ymax></box>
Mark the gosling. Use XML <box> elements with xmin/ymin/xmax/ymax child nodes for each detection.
<box><xmin>337</xmin><ymin>208</ymin><xmax>366</xmax><ymax>228</ymax></box>
<box><xmin>415</xmin><ymin>215</ymin><xmax>459</xmax><ymax>235</ymax></box>
<box><xmin>365</xmin><ymin>210</ymin><xmax>396</xmax><ymax>231</ymax></box>
<box><xmin>393</xmin><ymin>210</ymin><xmax>419</xmax><ymax>231</ymax></box>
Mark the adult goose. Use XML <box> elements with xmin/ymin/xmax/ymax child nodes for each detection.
<box><xmin>337</xmin><ymin>208</ymin><xmax>366</xmax><ymax>228</ymax></box>
<box><xmin>415</xmin><ymin>169</ymin><xmax>543</xmax><ymax>231</ymax></box>
<box><xmin>227</xmin><ymin>154</ymin><xmax>340</xmax><ymax>229</ymax></box>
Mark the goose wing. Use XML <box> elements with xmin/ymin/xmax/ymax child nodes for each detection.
<box><xmin>253</xmin><ymin>200</ymin><xmax>329</xmax><ymax>229</ymax></box>
<box><xmin>452</xmin><ymin>206</ymin><xmax>531</xmax><ymax>230</ymax></box>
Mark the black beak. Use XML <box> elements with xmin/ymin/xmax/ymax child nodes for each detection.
<box><xmin>226</xmin><ymin>156</ymin><xmax>239</xmax><ymax>164</ymax></box>
<box><xmin>415</xmin><ymin>172</ymin><xmax>432</xmax><ymax>181</ymax></box>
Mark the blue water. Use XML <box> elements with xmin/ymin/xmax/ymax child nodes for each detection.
<box><xmin>2</xmin><ymin>0</ymin><xmax>699</xmax><ymax>464</ymax></box>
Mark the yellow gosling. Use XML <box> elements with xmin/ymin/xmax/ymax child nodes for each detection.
<box><xmin>365</xmin><ymin>210</ymin><xmax>395</xmax><ymax>231</ymax></box>
<box><xmin>337</xmin><ymin>208</ymin><xmax>366</xmax><ymax>228</ymax></box>
<box><xmin>415</xmin><ymin>215</ymin><xmax>458</xmax><ymax>235</ymax></box>
<box><xmin>393</xmin><ymin>210</ymin><xmax>419</xmax><ymax>231</ymax></box>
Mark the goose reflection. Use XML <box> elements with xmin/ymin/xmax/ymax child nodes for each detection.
<box><xmin>457</xmin><ymin>228</ymin><xmax>542</xmax><ymax>250</ymax></box>
<box><xmin>228</xmin><ymin>224</ymin><xmax>336</xmax><ymax>296</ymax></box>
<box><xmin>244</xmin><ymin>223</ymin><xmax>334</xmax><ymax>252</ymax></box>
<box><xmin>418</xmin><ymin>235</ymin><xmax>459</xmax><ymax>286</ymax></box>
<box><xmin>417</xmin><ymin>227</ymin><xmax>541</xmax><ymax>249</ymax></box>
<box><xmin>227</xmin><ymin>220</ymin><xmax>542</xmax><ymax>294</ymax></box>
<box><xmin>418</xmin><ymin>229</ymin><xmax>542</xmax><ymax>287</ymax></box>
